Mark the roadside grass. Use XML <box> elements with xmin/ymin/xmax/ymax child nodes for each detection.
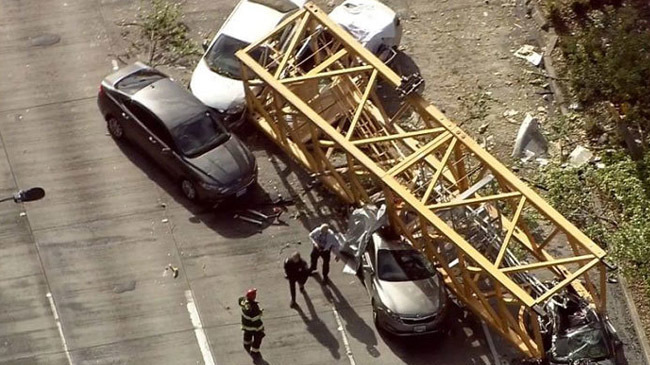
<box><xmin>541</xmin><ymin>0</ymin><xmax>650</xmax><ymax>335</ymax></box>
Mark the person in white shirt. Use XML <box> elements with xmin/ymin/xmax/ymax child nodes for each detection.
<box><xmin>308</xmin><ymin>223</ymin><xmax>337</xmax><ymax>283</ymax></box>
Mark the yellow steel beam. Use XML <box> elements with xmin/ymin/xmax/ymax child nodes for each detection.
<box><xmin>501</xmin><ymin>255</ymin><xmax>595</xmax><ymax>273</ymax></box>
<box><xmin>236</xmin><ymin>50</ymin><xmax>538</xmax><ymax>308</ymax></box>
<box><xmin>280</xmin><ymin>65</ymin><xmax>373</xmax><ymax>84</ymax></box>
<box><xmin>304</xmin><ymin>1</ymin><xmax>605</xmax><ymax>261</ymax></box>
<box><xmin>421</xmin><ymin>138</ymin><xmax>457</xmax><ymax>203</ymax></box>
<box><xmin>346</xmin><ymin>69</ymin><xmax>378</xmax><ymax>139</ymax></box>
<box><xmin>237</xmin><ymin>4</ymin><xmax>609</xmax><ymax>359</ymax></box>
<box><xmin>495</xmin><ymin>196</ymin><xmax>527</xmax><ymax>267</ymax></box>
<box><xmin>428</xmin><ymin>191</ymin><xmax>522</xmax><ymax>210</ymax></box>
<box><xmin>385</xmin><ymin>133</ymin><xmax>453</xmax><ymax>177</ymax></box>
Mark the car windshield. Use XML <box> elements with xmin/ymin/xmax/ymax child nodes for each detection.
<box><xmin>171</xmin><ymin>111</ymin><xmax>229</xmax><ymax>157</ymax></box>
<box><xmin>204</xmin><ymin>34</ymin><xmax>250</xmax><ymax>80</ymax></box>
<box><xmin>115</xmin><ymin>70</ymin><xmax>165</xmax><ymax>95</ymax></box>
<box><xmin>377</xmin><ymin>249</ymin><xmax>435</xmax><ymax>282</ymax></box>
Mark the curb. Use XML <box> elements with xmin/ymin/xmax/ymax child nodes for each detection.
<box><xmin>618</xmin><ymin>274</ymin><xmax>650</xmax><ymax>365</ymax></box>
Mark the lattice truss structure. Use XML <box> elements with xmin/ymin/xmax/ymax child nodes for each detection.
<box><xmin>236</xmin><ymin>2</ymin><xmax>608</xmax><ymax>359</ymax></box>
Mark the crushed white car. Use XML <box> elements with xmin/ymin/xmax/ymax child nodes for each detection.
<box><xmin>190</xmin><ymin>0</ymin><xmax>402</xmax><ymax>124</ymax></box>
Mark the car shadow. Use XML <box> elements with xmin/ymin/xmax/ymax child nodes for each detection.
<box><xmin>314</xmin><ymin>275</ymin><xmax>381</xmax><ymax>358</ymax></box>
<box><xmin>292</xmin><ymin>290</ymin><xmax>342</xmax><ymax>360</ymax></box>
<box><xmin>377</xmin><ymin>303</ymin><xmax>495</xmax><ymax>364</ymax></box>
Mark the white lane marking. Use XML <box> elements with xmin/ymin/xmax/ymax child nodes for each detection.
<box><xmin>332</xmin><ymin>306</ymin><xmax>356</xmax><ymax>365</ymax></box>
<box><xmin>46</xmin><ymin>292</ymin><xmax>73</xmax><ymax>365</ymax></box>
<box><xmin>481</xmin><ymin>321</ymin><xmax>501</xmax><ymax>365</ymax></box>
<box><xmin>185</xmin><ymin>290</ymin><xmax>216</xmax><ymax>365</ymax></box>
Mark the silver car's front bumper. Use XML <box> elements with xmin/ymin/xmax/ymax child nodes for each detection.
<box><xmin>376</xmin><ymin>310</ymin><xmax>446</xmax><ymax>336</ymax></box>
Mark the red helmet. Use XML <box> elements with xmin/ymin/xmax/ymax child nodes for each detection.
<box><xmin>246</xmin><ymin>288</ymin><xmax>257</xmax><ymax>300</ymax></box>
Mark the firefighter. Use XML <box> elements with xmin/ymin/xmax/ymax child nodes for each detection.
<box><xmin>284</xmin><ymin>251</ymin><xmax>309</xmax><ymax>307</ymax></box>
<box><xmin>239</xmin><ymin>288</ymin><xmax>265</xmax><ymax>358</ymax></box>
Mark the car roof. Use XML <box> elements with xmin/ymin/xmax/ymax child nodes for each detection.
<box><xmin>131</xmin><ymin>78</ymin><xmax>208</xmax><ymax>129</ymax></box>
<box><xmin>220</xmin><ymin>0</ymin><xmax>302</xmax><ymax>43</ymax></box>
<box><xmin>372</xmin><ymin>233</ymin><xmax>414</xmax><ymax>251</ymax></box>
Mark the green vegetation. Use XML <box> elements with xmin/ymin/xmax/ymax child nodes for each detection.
<box><xmin>539</xmin><ymin>153</ymin><xmax>650</xmax><ymax>283</ymax></box>
<box><xmin>118</xmin><ymin>0</ymin><xmax>201</xmax><ymax>67</ymax></box>
<box><xmin>540</xmin><ymin>0</ymin><xmax>650</xmax><ymax>288</ymax></box>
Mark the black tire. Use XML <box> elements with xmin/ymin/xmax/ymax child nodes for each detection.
<box><xmin>180</xmin><ymin>178</ymin><xmax>198</xmax><ymax>201</ymax></box>
<box><xmin>106</xmin><ymin>116</ymin><xmax>125</xmax><ymax>140</ymax></box>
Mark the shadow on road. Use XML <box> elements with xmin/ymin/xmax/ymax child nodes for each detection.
<box><xmin>378</xmin><ymin>303</ymin><xmax>494</xmax><ymax>365</ymax></box>
<box><xmin>293</xmin><ymin>290</ymin><xmax>341</xmax><ymax>360</ymax></box>
<box><xmin>315</xmin><ymin>275</ymin><xmax>380</xmax><ymax>358</ymax></box>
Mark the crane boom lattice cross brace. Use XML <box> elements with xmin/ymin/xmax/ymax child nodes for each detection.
<box><xmin>236</xmin><ymin>2</ymin><xmax>608</xmax><ymax>359</ymax></box>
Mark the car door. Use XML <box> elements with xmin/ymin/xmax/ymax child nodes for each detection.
<box><xmin>123</xmin><ymin>101</ymin><xmax>185</xmax><ymax>179</ymax></box>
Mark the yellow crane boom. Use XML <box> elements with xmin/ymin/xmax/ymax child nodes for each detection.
<box><xmin>236</xmin><ymin>2</ymin><xmax>608</xmax><ymax>358</ymax></box>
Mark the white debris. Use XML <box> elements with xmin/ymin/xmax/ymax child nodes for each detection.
<box><xmin>568</xmin><ymin>146</ymin><xmax>594</xmax><ymax>168</ymax></box>
<box><xmin>162</xmin><ymin>218</ymin><xmax>169</xmax><ymax>223</ymax></box>
<box><xmin>514</xmin><ymin>45</ymin><xmax>542</xmax><ymax>66</ymax></box>
<box><xmin>512</xmin><ymin>113</ymin><xmax>548</xmax><ymax>158</ymax></box>
<box><xmin>19</xmin><ymin>212</ymin><xmax>26</xmax><ymax>217</ymax></box>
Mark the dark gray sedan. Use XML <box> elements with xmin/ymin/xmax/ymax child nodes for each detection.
<box><xmin>97</xmin><ymin>62</ymin><xmax>257</xmax><ymax>203</ymax></box>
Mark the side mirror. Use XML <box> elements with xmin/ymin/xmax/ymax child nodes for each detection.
<box><xmin>202</xmin><ymin>39</ymin><xmax>210</xmax><ymax>51</ymax></box>
<box><xmin>14</xmin><ymin>187</ymin><xmax>45</xmax><ymax>202</ymax></box>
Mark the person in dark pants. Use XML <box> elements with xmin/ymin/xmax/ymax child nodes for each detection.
<box><xmin>239</xmin><ymin>288</ymin><xmax>265</xmax><ymax>359</ymax></box>
<box><xmin>308</xmin><ymin>223</ymin><xmax>338</xmax><ymax>283</ymax></box>
<box><xmin>284</xmin><ymin>251</ymin><xmax>309</xmax><ymax>307</ymax></box>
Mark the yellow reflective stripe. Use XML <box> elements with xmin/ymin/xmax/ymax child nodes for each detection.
<box><xmin>241</xmin><ymin>325</ymin><xmax>265</xmax><ymax>331</ymax></box>
<box><xmin>241</xmin><ymin>313</ymin><xmax>263</xmax><ymax>321</ymax></box>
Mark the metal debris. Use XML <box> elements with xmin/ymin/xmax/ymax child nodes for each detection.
<box><xmin>165</xmin><ymin>264</ymin><xmax>179</xmax><ymax>278</ymax></box>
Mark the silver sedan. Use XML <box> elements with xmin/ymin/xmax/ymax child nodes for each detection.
<box><xmin>360</xmin><ymin>229</ymin><xmax>449</xmax><ymax>336</ymax></box>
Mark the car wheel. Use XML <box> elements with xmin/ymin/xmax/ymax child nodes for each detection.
<box><xmin>107</xmin><ymin>116</ymin><xmax>125</xmax><ymax>140</ymax></box>
<box><xmin>180</xmin><ymin>179</ymin><xmax>198</xmax><ymax>201</ymax></box>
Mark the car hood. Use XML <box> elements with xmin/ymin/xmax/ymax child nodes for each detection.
<box><xmin>188</xmin><ymin>135</ymin><xmax>255</xmax><ymax>186</ymax></box>
<box><xmin>190</xmin><ymin>59</ymin><xmax>246</xmax><ymax>111</ymax></box>
<box><xmin>375</xmin><ymin>277</ymin><xmax>443</xmax><ymax>316</ymax></box>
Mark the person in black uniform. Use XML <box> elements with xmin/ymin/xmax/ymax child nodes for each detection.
<box><xmin>239</xmin><ymin>288</ymin><xmax>264</xmax><ymax>359</ymax></box>
<box><xmin>284</xmin><ymin>251</ymin><xmax>309</xmax><ymax>307</ymax></box>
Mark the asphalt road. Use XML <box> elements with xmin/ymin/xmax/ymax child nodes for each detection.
<box><xmin>1</xmin><ymin>0</ymin><xmax>644</xmax><ymax>364</ymax></box>
<box><xmin>0</xmin><ymin>0</ymin><xmax>498</xmax><ymax>364</ymax></box>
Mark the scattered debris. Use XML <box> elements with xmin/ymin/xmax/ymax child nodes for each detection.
<box><xmin>161</xmin><ymin>218</ymin><xmax>169</xmax><ymax>223</ymax></box>
<box><xmin>608</xmin><ymin>275</ymin><xmax>619</xmax><ymax>284</ymax></box>
<box><xmin>164</xmin><ymin>264</ymin><xmax>179</xmax><ymax>278</ymax></box>
<box><xmin>19</xmin><ymin>212</ymin><xmax>26</xmax><ymax>217</ymax></box>
<box><xmin>514</xmin><ymin>45</ymin><xmax>542</xmax><ymax>66</ymax></box>
<box><xmin>234</xmin><ymin>214</ymin><xmax>263</xmax><ymax>226</ymax></box>
<box><xmin>512</xmin><ymin>113</ymin><xmax>548</xmax><ymax>159</ymax></box>
<box><xmin>478</xmin><ymin>123</ymin><xmax>489</xmax><ymax>134</ymax></box>
<box><xmin>568</xmin><ymin>146</ymin><xmax>593</xmax><ymax>168</ymax></box>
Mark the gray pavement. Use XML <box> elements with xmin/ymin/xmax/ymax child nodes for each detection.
<box><xmin>1</xmin><ymin>0</ymin><xmax>642</xmax><ymax>364</ymax></box>
<box><xmin>0</xmin><ymin>0</ymin><xmax>496</xmax><ymax>363</ymax></box>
